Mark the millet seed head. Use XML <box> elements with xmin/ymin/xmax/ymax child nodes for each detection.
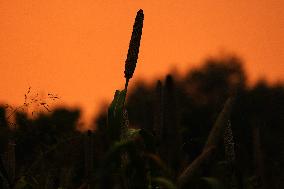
<box><xmin>124</xmin><ymin>9</ymin><xmax>144</xmax><ymax>84</ymax></box>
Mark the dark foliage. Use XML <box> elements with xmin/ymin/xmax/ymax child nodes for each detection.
<box><xmin>95</xmin><ymin>55</ymin><xmax>284</xmax><ymax>189</ymax></box>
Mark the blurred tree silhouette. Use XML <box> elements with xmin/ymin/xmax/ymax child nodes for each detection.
<box><xmin>14</xmin><ymin>107</ymin><xmax>80</xmax><ymax>162</ymax></box>
<box><xmin>183</xmin><ymin>56</ymin><xmax>246</xmax><ymax>104</ymax></box>
<box><xmin>105</xmin><ymin>55</ymin><xmax>247</xmax><ymax>158</ymax></box>
<box><xmin>0</xmin><ymin>106</ymin><xmax>10</xmax><ymax>151</ymax></box>
<box><xmin>0</xmin><ymin>107</ymin><xmax>84</xmax><ymax>188</ymax></box>
<box><xmin>0</xmin><ymin>106</ymin><xmax>8</xmax><ymax>128</ymax></box>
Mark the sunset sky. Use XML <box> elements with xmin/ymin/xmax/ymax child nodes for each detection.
<box><xmin>0</xmin><ymin>1</ymin><xmax>283</xmax><ymax>125</ymax></box>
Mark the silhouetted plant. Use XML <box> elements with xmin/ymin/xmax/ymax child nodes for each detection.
<box><xmin>124</xmin><ymin>9</ymin><xmax>144</xmax><ymax>90</ymax></box>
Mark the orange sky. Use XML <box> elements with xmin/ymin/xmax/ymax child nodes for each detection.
<box><xmin>0</xmin><ymin>1</ymin><xmax>283</xmax><ymax>125</ymax></box>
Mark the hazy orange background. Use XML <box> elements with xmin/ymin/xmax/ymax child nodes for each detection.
<box><xmin>0</xmin><ymin>1</ymin><xmax>283</xmax><ymax>124</ymax></box>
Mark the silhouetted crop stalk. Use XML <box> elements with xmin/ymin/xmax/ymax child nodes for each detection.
<box><xmin>224</xmin><ymin>120</ymin><xmax>237</xmax><ymax>189</ymax></box>
<box><xmin>154</xmin><ymin>80</ymin><xmax>163</xmax><ymax>148</ymax></box>
<box><xmin>161</xmin><ymin>75</ymin><xmax>182</xmax><ymax>175</ymax></box>
<box><xmin>97</xmin><ymin>9</ymin><xmax>144</xmax><ymax>188</ymax></box>
<box><xmin>120</xmin><ymin>109</ymin><xmax>130</xmax><ymax>167</ymax></box>
<box><xmin>124</xmin><ymin>9</ymin><xmax>144</xmax><ymax>90</ymax></box>
<box><xmin>107</xmin><ymin>9</ymin><xmax>144</xmax><ymax>143</ymax></box>
<box><xmin>120</xmin><ymin>109</ymin><xmax>130</xmax><ymax>141</ymax></box>
<box><xmin>224</xmin><ymin>120</ymin><xmax>235</xmax><ymax>163</ymax></box>
<box><xmin>120</xmin><ymin>109</ymin><xmax>131</xmax><ymax>188</ymax></box>
<box><xmin>84</xmin><ymin>130</ymin><xmax>94</xmax><ymax>183</ymax></box>
<box><xmin>2</xmin><ymin>139</ymin><xmax>16</xmax><ymax>186</ymax></box>
<box><xmin>252</xmin><ymin>121</ymin><xmax>267</xmax><ymax>189</ymax></box>
<box><xmin>0</xmin><ymin>155</ymin><xmax>11</xmax><ymax>189</ymax></box>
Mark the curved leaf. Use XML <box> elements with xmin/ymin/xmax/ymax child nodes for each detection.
<box><xmin>200</xmin><ymin>177</ymin><xmax>224</xmax><ymax>189</ymax></box>
<box><xmin>107</xmin><ymin>90</ymin><xmax>127</xmax><ymax>142</ymax></box>
<box><xmin>153</xmin><ymin>177</ymin><xmax>177</xmax><ymax>189</ymax></box>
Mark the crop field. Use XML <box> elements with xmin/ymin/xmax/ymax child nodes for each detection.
<box><xmin>0</xmin><ymin>9</ymin><xmax>283</xmax><ymax>189</ymax></box>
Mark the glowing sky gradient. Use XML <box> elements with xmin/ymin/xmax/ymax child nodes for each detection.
<box><xmin>0</xmin><ymin>1</ymin><xmax>283</xmax><ymax>124</ymax></box>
